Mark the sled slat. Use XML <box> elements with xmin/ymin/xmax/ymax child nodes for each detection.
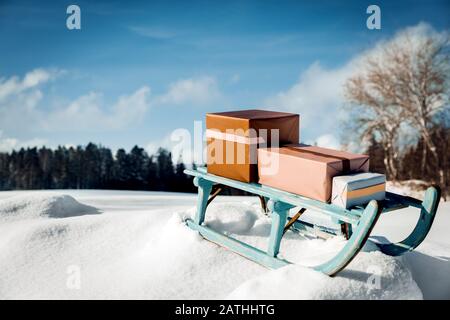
<box><xmin>186</xmin><ymin>219</ymin><xmax>290</xmax><ymax>269</ymax></box>
<box><xmin>378</xmin><ymin>186</ymin><xmax>441</xmax><ymax>256</ymax></box>
<box><xmin>185</xmin><ymin>168</ymin><xmax>360</xmax><ymax>225</ymax></box>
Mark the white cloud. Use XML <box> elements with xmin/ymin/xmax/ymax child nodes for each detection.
<box><xmin>157</xmin><ymin>76</ymin><xmax>221</xmax><ymax>106</ymax></box>
<box><xmin>113</xmin><ymin>86</ymin><xmax>151</xmax><ymax>127</ymax></box>
<box><xmin>229</xmin><ymin>74</ymin><xmax>240</xmax><ymax>84</ymax></box>
<box><xmin>22</xmin><ymin>69</ymin><xmax>53</xmax><ymax>88</ymax></box>
<box><xmin>307</xmin><ymin>134</ymin><xmax>341</xmax><ymax>150</ymax></box>
<box><xmin>0</xmin><ymin>70</ymin><xmax>52</xmax><ymax>138</ymax></box>
<box><xmin>145</xmin><ymin>132</ymin><xmax>193</xmax><ymax>164</ymax></box>
<box><xmin>0</xmin><ymin>68</ymin><xmax>58</xmax><ymax>102</ymax></box>
<box><xmin>265</xmin><ymin>61</ymin><xmax>355</xmax><ymax>142</ymax></box>
<box><xmin>0</xmin><ymin>131</ymin><xmax>48</xmax><ymax>152</ymax></box>
<box><xmin>45</xmin><ymin>86</ymin><xmax>151</xmax><ymax>131</ymax></box>
<box><xmin>265</xmin><ymin>22</ymin><xmax>447</xmax><ymax>146</ymax></box>
<box><xmin>145</xmin><ymin>125</ymin><xmax>204</xmax><ymax>165</ymax></box>
<box><xmin>0</xmin><ymin>137</ymin><xmax>17</xmax><ymax>152</ymax></box>
<box><xmin>0</xmin><ymin>67</ymin><xmax>152</xmax><ymax>136</ymax></box>
<box><xmin>368</xmin><ymin>22</ymin><xmax>449</xmax><ymax>63</ymax></box>
<box><xmin>22</xmin><ymin>90</ymin><xmax>44</xmax><ymax>111</ymax></box>
<box><xmin>0</xmin><ymin>69</ymin><xmax>223</xmax><ymax>152</ymax></box>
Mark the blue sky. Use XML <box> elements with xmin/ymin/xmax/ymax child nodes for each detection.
<box><xmin>0</xmin><ymin>0</ymin><xmax>449</xmax><ymax>159</ymax></box>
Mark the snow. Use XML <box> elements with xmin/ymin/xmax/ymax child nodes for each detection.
<box><xmin>0</xmin><ymin>194</ymin><xmax>98</xmax><ymax>221</ymax></box>
<box><xmin>386</xmin><ymin>179</ymin><xmax>442</xmax><ymax>200</ymax></box>
<box><xmin>0</xmin><ymin>189</ymin><xmax>449</xmax><ymax>299</ymax></box>
<box><xmin>227</xmin><ymin>251</ymin><xmax>422</xmax><ymax>300</ymax></box>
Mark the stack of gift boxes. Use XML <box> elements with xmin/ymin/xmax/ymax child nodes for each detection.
<box><xmin>206</xmin><ymin>109</ymin><xmax>385</xmax><ymax>209</ymax></box>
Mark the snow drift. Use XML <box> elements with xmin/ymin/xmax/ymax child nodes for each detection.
<box><xmin>0</xmin><ymin>194</ymin><xmax>99</xmax><ymax>221</ymax></box>
<box><xmin>0</xmin><ymin>190</ymin><xmax>448</xmax><ymax>299</ymax></box>
<box><xmin>226</xmin><ymin>252</ymin><xmax>422</xmax><ymax>299</ymax></box>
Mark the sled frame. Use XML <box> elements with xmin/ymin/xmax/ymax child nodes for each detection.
<box><xmin>184</xmin><ymin>167</ymin><xmax>441</xmax><ymax>276</ymax></box>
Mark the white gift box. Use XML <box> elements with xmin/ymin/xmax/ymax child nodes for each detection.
<box><xmin>332</xmin><ymin>172</ymin><xmax>386</xmax><ymax>209</ymax></box>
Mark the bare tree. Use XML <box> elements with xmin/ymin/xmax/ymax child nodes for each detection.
<box><xmin>344</xmin><ymin>26</ymin><xmax>449</xmax><ymax>188</ymax></box>
<box><xmin>344</xmin><ymin>62</ymin><xmax>407</xmax><ymax>180</ymax></box>
<box><xmin>391</xmin><ymin>35</ymin><xmax>449</xmax><ymax>190</ymax></box>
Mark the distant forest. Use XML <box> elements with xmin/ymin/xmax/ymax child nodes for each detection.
<box><xmin>0</xmin><ymin>144</ymin><xmax>196</xmax><ymax>192</ymax></box>
<box><xmin>0</xmin><ymin>129</ymin><xmax>448</xmax><ymax>195</ymax></box>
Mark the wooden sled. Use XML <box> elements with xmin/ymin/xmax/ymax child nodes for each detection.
<box><xmin>184</xmin><ymin>167</ymin><xmax>441</xmax><ymax>276</ymax></box>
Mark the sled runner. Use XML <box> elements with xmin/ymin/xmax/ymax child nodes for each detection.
<box><xmin>184</xmin><ymin>167</ymin><xmax>441</xmax><ymax>276</ymax></box>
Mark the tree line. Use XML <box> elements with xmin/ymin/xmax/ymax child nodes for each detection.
<box><xmin>365</xmin><ymin>124</ymin><xmax>450</xmax><ymax>190</ymax></box>
<box><xmin>0</xmin><ymin>144</ymin><xmax>196</xmax><ymax>192</ymax></box>
<box><xmin>0</xmin><ymin>135</ymin><xmax>448</xmax><ymax>196</ymax></box>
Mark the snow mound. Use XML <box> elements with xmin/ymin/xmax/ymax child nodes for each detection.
<box><xmin>203</xmin><ymin>202</ymin><xmax>259</xmax><ymax>234</ymax></box>
<box><xmin>1</xmin><ymin>190</ymin><xmax>448</xmax><ymax>299</ymax></box>
<box><xmin>227</xmin><ymin>251</ymin><xmax>422</xmax><ymax>300</ymax></box>
<box><xmin>0</xmin><ymin>194</ymin><xmax>99</xmax><ymax>221</ymax></box>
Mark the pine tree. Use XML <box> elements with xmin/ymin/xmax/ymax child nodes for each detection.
<box><xmin>99</xmin><ymin>147</ymin><xmax>114</xmax><ymax>188</ymax></box>
<box><xmin>146</xmin><ymin>155</ymin><xmax>158</xmax><ymax>190</ymax></box>
<box><xmin>23</xmin><ymin>147</ymin><xmax>42</xmax><ymax>189</ymax></box>
<box><xmin>156</xmin><ymin>148</ymin><xmax>174</xmax><ymax>191</ymax></box>
<box><xmin>0</xmin><ymin>153</ymin><xmax>10</xmax><ymax>190</ymax></box>
<box><xmin>113</xmin><ymin>148</ymin><xmax>129</xmax><ymax>189</ymax></box>
<box><xmin>128</xmin><ymin>146</ymin><xmax>148</xmax><ymax>189</ymax></box>
<box><xmin>0</xmin><ymin>144</ymin><xmax>198</xmax><ymax>193</ymax></box>
<box><xmin>39</xmin><ymin>147</ymin><xmax>54</xmax><ymax>189</ymax></box>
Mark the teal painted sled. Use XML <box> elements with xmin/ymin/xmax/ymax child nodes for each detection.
<box><xmin>184</xmin><ymin>167</ymin><xmax>441</xmax><ymax>276</ymax></box>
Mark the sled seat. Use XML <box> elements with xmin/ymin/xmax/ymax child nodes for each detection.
<box><xmin>190</xmin><ymin>167</ymin><xmax>362</xmax><ymax>224</ymax></box>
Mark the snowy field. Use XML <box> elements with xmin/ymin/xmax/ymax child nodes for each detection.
<box><xmin>0</xmin><ymin>188</ymin><xmax>449</xmax><ymax>300</ymax></box>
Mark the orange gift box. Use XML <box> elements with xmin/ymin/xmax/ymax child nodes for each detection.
<box><xmin>206</xmin><ymin>109</ymin><xmax>299</xmax><ymax>182</ymax></box>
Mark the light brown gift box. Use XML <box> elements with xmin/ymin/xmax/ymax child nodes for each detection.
<box><xmin>258</xmin><ymin>144</ymin><xmax>369</xmax><ymax>202</ymax></box>
<box><xmin>206</xmin><ymin>109</ymin><xmax>299</xmax><ymax>182</ymax></box>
